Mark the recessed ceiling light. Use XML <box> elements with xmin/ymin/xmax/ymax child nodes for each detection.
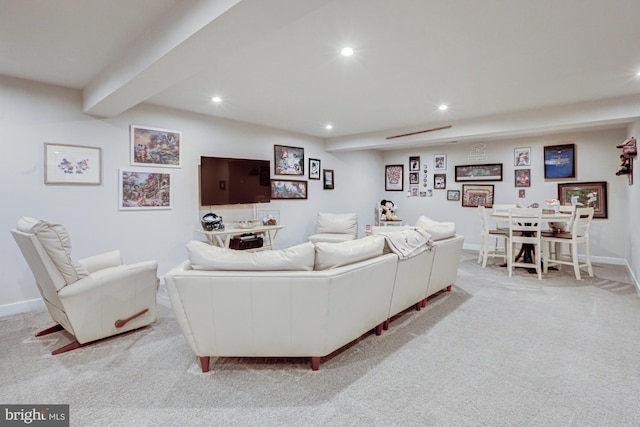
<box><xmin>341</xmin><ymin>47</ymin><xmax>354</xmax><ymax>57</ymax></box>
<box><xmin>325</xmin><ymin>124</ymin><xmax>333</xmax><ymax>130</ymax></box>
<box><xmin>438</xmin><ymin>104</ymin><xmax>448</xmax><ymax>111</ymax></box>
<box><xmin>211</xmin><ymin>96</ymin><xmax>222</xmax><ymax>103</ymax></box>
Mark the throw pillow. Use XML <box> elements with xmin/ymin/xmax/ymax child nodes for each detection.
<box><xmin>187</xmin><ymin>241</ymin><xmax>315</xmax><ymax>271</ymax></box>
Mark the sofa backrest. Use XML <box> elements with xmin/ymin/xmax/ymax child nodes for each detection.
<box><xmin>315</xmin><ymin>212</ymin><xmax>358</xmax><ymax>236</ymax></box>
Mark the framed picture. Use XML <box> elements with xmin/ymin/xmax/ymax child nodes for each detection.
<box><xmin>409</xmin><ymin>156</ymin><xmax>420</xmax><ymax>171</ymax></box>
<box><xmin>434</xmin><ymin>154</ymin><xmax>447</xmax><ymax>170</ymax></box>
<box><xmin>410</xmin><ymin>172</ymin><xmax>419</xmax><ymax>185</ymax></box>
<box><xmin>119</xmin><ymin>170</ymin><xmax>172</xmax><ymax>210</ymax></box>
<box><xmin>514</xmin><ymin>169</ymin><xmax>531</xmax><ymax>187</ymax></box>
<box><xmin>519</xmin><ymin>189</ymin><xmax>526</xmax><ymax>198</ymax></box>
<box><xmin>514</xmin><ymin>147</ymin><xmax>531</xmax><ymax>166</ymax></box>
<box><xmin>447</xmin><ymin>190</ymin><xmax>460</xmax><ymax>201</ymax></box>
<box><xmin>44</xmin><ymin>143</ymin><xmax>102</xmax><ymax>185</ymax></box>
<box><xmin>544</xmin><ymin>144</ymin><xmax>575</xmax><ymax>179</ymax></box>
<box><xmin>274</xmin><ymin>145</ymin><xmax>304</xmax><ymax>175</ymax></box>
<box><xmin>410</xmin><ymin>186</ymin><xmax>419</xmax><ymax>197</ymax></box>
<box><xmin>309</xmin><ymin>158</ymin><xmax>321</xmax><ymax>179</ymax></box>
<box><xmin>461</xmin><ymin>184</ymin><xmax>494</xmax><ymax>208</ymax></box>
<box><xmin>130</xmin><ymin>125</ymin><xmax>181</xmax><ymax>168</ymax></box>
<box><xmin>557</xmin><ymin>181</ymin><xmax>608</xmax><ymax>219</ymax></box>
<box><xmin>385</xmin><ymin>164</ymin><xmax>404</xmax><ymax>191</ymax></box>
<box><xmin>270</xmin><ymin>179</ymin><xmax>308</xmax><ymax>199</ymax></box>
<box><xmin>323</xmin><ymin>169</ymin><xmax>334</xmax><ymax>189</ymax></box>
<box><xmin>455</xmin><ymin>164</ymin><xmax>503</xmax><ymax>182</ymax></box>
<box><xmin>434</xmin><ymin>173</ymin><xmax>446</xmax><ymax>189</ymax></box>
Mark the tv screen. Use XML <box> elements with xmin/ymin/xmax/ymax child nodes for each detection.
<box><xmin>200</xmin><ymin>156</ymin><xmax>271</xmax><ymax>206</ymax></box>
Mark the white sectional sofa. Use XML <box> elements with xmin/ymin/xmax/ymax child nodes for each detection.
<box><xmin>165</xmin><ymin>217</ymin><xmax>463</xmax><ymax>372</ymax></box>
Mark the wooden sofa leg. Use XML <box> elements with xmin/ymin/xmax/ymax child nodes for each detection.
<box><xmin>36</xmin><ymin>324</ymin><xmax>64</xmax><ymax>337</ymax></box>
<box><xmin>415</xmin><ymin>302</ymin><xmax>421</xmax><ymax>311</ymax></box>
<box><xmin>375</xmin><ymin>323</ymin><xmax>383</xmax><ymax>336</ymax></box>
<box><xmin>421</xmin><ymin>298</ymin><xmax>427</xmax><ymax>308</ymax></box>
<box><xmin>114</xmin><ymin>308</ymin><xmax>149</xmax><ymax>328</ymax></box>
<box><xmin>447</xmin><ymin>285</ymin><xmax>452</xmax><ymax>292</ymax></box>
<box><xmin>199</xmin><ymin>357</ymin><xmax>210</xmax><ymax>373</ymax></box>
<box><xmin>311</xmin><ymin>356</ymin><xmax>320</xmax><ymax>371</ymax></box>
<box><xmin>383</xmin><ymin>319</ymin><xmax>390</xmax><ymax>330</ymax></box>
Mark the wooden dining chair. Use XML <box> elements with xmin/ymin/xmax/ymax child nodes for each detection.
<box><xmin>478</xmin><ymin>206</ymin><xmax>509</xmax><ymax>267</ymax></box>
<box><xmin>507</xmin><ymin>207</ymin><xmax>543</xmax><ymax>280</ymax></box>
<box><xmin>542</xmin><ymin>207</ymin><xmax>595</xmax><ymax>280</ymax></box>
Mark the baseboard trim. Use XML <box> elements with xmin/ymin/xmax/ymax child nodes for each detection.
<box><xmin>0</xmin><ymin>297</ymin><xmax>45</xmax><ymax>318</ymax></box>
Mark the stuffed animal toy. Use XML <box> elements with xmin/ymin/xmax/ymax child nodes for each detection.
<box><xmin>380</xmin><ymin>199</ymin><xmax>399</xmax><ymax>221</ymax></box>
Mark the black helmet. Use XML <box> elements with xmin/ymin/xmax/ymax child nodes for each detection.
<box><xmin>201</xmin><ymin>213</ymin><xmax>224</xmax><ymax>231</ymax></box>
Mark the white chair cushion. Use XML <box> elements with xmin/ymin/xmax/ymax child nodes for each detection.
<box><xmin>315</xmin><ymin>212</ymin><xmax>358</xmax><ymax>235</ymax></box>
<box><xmin>187</xmin><ymin>241</ymin><xmax>315</xmax><ymax>271</ymax></box>
<box><xmin>314</xmin><ymin>235</ymin><xmax>385</xmax><ymax>270</ymax></box>
<box><xmin>16</xmin><ymin>217</ymin><xmax>89</xmax><ymax>285</ymax></box>
<box><xmin>414</xmin><ymin>216</ymin><xmax>456</xmax><ymax>241</ymax></box>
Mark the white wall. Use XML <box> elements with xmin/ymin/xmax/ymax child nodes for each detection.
<box><xmin>381</xmin><ymin>129</ymin><xmax>630</xmax><ymax>261</ymax></box>
<box><xmin>0</xmin><ymin>76</ymin><xmax>382</xmax><ymax>315</ymax></box>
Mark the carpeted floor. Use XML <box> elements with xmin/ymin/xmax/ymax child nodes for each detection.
<box><xmin>1</xmin><ymin>250</ymin><xmax>639</xmax><ymax>426</ymax></box>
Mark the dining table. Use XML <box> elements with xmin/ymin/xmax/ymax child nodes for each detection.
<box><xmin>490</xmin><ymin>210</ymin><xmax>573</xmax><ymax>272</ymax></box>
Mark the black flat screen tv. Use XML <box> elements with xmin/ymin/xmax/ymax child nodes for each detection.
<box><xmin>200</xmin><ymin>156</ymin><xmax>271</xmax><ymax>206</ymax></box>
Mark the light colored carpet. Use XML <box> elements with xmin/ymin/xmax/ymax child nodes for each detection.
<box><xmin>1</xmin><ymin>251</ymin><xmax>639</xmax><ymax>426</ymax></box>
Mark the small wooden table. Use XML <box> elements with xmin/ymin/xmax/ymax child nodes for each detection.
<box><xmin>198</xmin><ymin>224</ymin><xmax>284</xmax><ymax>250</ymax></box>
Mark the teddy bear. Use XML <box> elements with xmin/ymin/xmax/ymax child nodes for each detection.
<box><xmin>380</xmin><ymin>199</ymin><xmax>399</xmax><ymax>221</ymax></box>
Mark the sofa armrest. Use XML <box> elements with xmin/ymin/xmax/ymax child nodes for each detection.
<box><xmin>77</xmin><ymin>250</ymin><xmax>123</xmax><ymax>273</ymax></box>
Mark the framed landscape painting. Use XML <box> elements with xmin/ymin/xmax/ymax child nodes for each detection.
<box><xmin>119</xmin><ymin>170</ymin><xmax>172</xmax><ymax>210</ymax></box>
<box><xmin>130</xmin><ymin>125</ymin><xmax>181</xmax><ymax>168</ymax></box>
<box><xmin>557</xmin><ymin>181</ymin><xmax>608</xmax><ymax>218</ymax></box>
<box><xmin>271</xmin><ymin>179</ymin><xmax>308</xmax><ymax>199</ymax></box>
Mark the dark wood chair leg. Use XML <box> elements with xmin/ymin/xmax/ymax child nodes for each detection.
<box><xmin>51</xmin><ymin>340</ymin><xmax>84</xmax><ymax>355</ymax></box>
<box><xmin>199</xmin><ymin>357</ymin><xmax>210</xmax><ymax>373</ymax></box>
<box><xmin>36</xmin><ymin>324</ymin><xmax>63</xmax><ymax>337</ymax></box>
<box><xmin>311</xmin><ymin>356</ymin><xmax>320</xmax><ymax>371</ymax></box>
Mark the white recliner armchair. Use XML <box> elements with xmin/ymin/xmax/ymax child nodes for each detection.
<box><xmin>11</xmin><ymin>217</ymin><xmax>159</xmax><ymax>355</ymax></box>
<box><xmin>308</xmin><ymin>212</ymin><xmax>358</xmax><ymax>243</ymax></box>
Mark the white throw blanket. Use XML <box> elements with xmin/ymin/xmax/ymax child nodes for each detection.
<box><xmin>376</xmin><ymin>228</ymin><xmax>433</xmax><ymax>259</ymax></box>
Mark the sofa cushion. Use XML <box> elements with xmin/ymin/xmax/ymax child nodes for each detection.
<box><xmin>187</xmin><ymin>241</ymin><xmax>315</xmax><ymax>271</ymax></box>
<box><xmin>314</xmin><ymin>235</ymin><xmax>385</xmax><ymax>270</ymax></box>
<box><xmin>315</xmin><ymin>212</ymin><xmax>358</xmax><ymax>235</ymax></box>
<box><xmin>16</xmin><ymin>217</ymin><xmax>89</xmax><ymax>285</ymax></box>
<box><xmin>308</xmin><ymin>233</ymin><xmax>357</xmax><ymax>244</ymax></box>
<box><xmin>414</xmin><ymin>216</ymin><xmax>456</xmax><ymax>241</ymax></box>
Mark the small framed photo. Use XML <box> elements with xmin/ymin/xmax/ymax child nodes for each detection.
<box><xmin>544</xmin><ymin>144</ymin><xmax>575</xmax><ymax>179</ymax></box>
<box><xmin>434</xmin><ymin>154</ymin><xmax>447</xmax><ymax>170</ymax></box>
<box><xmin>323</xmin><ymin>169</ymin><xmax>334</xmax><ymax>189</ymax></box>
<box><xmin>274</xmin><ymin>145</ymin><xmax>304</xmax><ymax>175</ymax></box>
<box><xmin>130</xmin><ymin>125</ymin><xmax>181</xmax><ymax>168</ymax></box>
<box><xmin>410</xmin><ymin>172</ymin><xmax>419</xmax><ymax>185</ymax></box>
<box><xmin>462</xmin><ymin>184</ymin><xmax>494</xmax><ymax>208</ymax></box>
<box><xmin>557</xmin><ymin>181</ymin><xmax>607</xmax><ymax>218</ymax></box>
<box><xmin>385</xmin><ymin>164</ymin><xmax>404</xmax><ymax>191</ymax></box>
<box><xmin>409</xmin><ymin>156</ymin><xmax>420</xmax><ymax>171</ymax></box>
<box><xmin>519</xmin><ymin>189</ymin><xmax>526</xmax><ymax>198</ymax></box>
<box><xmin>119</xmin><ymin>170</ymin><xmax>172</xmax><ymax>210</ymax></box>
<box><xmin>447</xmin><ymin>190</ymin><xmax>460</xmax><ymax>201</ymax></box>
<box><xmin>434</xmin><ymin>174</ymin><xmax>446</xmax><ymax>189</ymax></box>
<box><xmin>309</xmin><ymin>158</ymin><xmax>321</xmax><ymax>180</ymax></box>
<box><xmin>514</xmin><ymin>169</ymin><xmax>531</xmax><ymax>187</ymax></box>
<box><xmin>514</xmin><ymin>147</ymin><xmax>531</xmax><ymax>166</ymax></box>
<box><xmin>271</xmin><ymin>179</ymin><xmax>308</xmax><ymax>199</ymax></box>
<box><xmin>45</xmin><ymin>143</ymin><xmax>102</xmax><ymax>185</ymax></box>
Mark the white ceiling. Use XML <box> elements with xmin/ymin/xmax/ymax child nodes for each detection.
<box><xmin>2</xmin><ymin>0</ymin><xmax>640</xmax><ymax>149</ymax></box>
